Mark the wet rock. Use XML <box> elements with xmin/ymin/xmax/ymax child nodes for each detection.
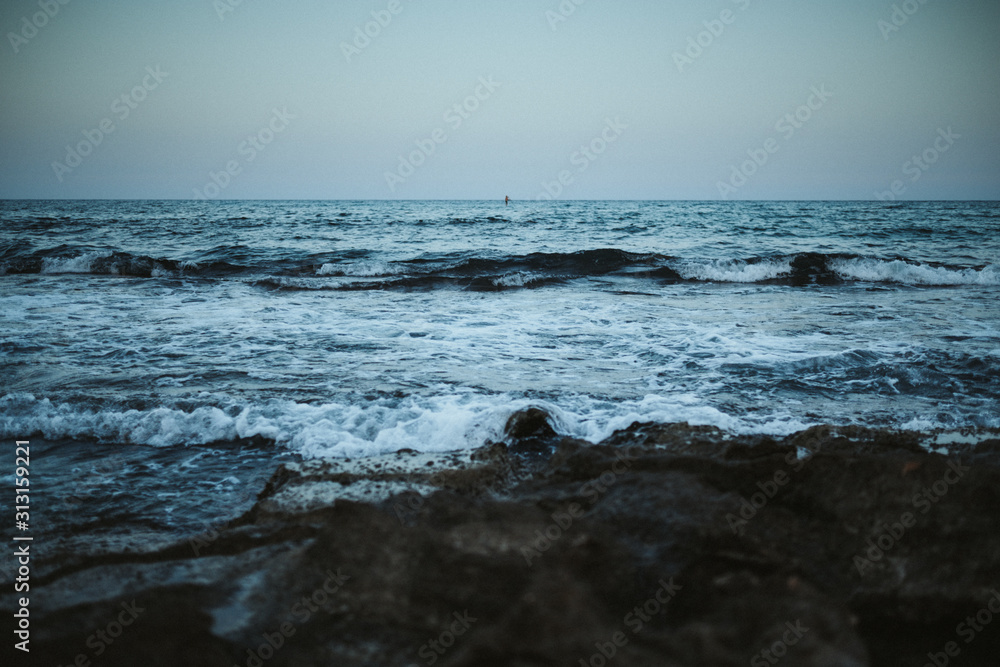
<box><xmin>505</xmin><ymin>407</ymin><xmax>556</xmax><ymax>441</ymax></box>
<box><xmin>248</xmin><ymin>443</ymin><xmax>515</xmax><ymax>519</ymax></box>
<box><xmin>7</xmin><ymin>423</ymin><xmax>1000</xmax><ymax>666</ymax></box>
<box><xmin>789</xmin><ymin>252</ymin><xmax>843</xmax><ymax>286</ymax></box>
<box><xmin>503</xmin><ymin>407</ymin><xmax>562</xmax><ymax>458</ymax></box>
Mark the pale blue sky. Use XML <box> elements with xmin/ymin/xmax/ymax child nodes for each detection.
<box><xmin>1</xmin><ymin>0</ymin><xmax>997</xmax><ymax>199</ymax></box>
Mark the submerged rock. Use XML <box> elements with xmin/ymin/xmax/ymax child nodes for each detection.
<box><xmin>7</xmin><ymin>424</ymin><xmax>1000</xmax><ymax>666</ymax></box>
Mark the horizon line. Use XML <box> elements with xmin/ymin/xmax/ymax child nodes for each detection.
<box><xmin>3</xmin><ymin>198</ymin><xmax>999</xmax><ymax>203</ymax></box>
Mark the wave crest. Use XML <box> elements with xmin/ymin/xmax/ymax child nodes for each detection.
<box><xmin>5</xmin><ymin>247</ymin><xmax>997</xmax><ymax>288</ymax></box>
<box><xmin>830</xmin><ymin>258</ymin><xmax>998</xmax><ymax>286</ymax></box>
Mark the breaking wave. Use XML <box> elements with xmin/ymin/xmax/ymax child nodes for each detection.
<box><xmin>4</xmin><ymin>246</ymin><xmax>997</xmax><ymax>288</ymax></box>
<box><xmin>0</xmin><ymin>392</ymin><xmax>813</xmax><ymax>459</ymax></box>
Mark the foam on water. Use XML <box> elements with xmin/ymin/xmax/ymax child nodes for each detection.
<box><xmin>317</xmin><ymin>261</ymin><xmax>401</xmax><ymax>277</ymax></box>
<box><xmin>0</xmin><ymin>393</ymin><xmax>511</xmax><ymax>456</ymax></box>
<box><xmin>672</xmin><ymin>259</ymin><xmax>792</xmax><ymax>283</ymax></box>
<box><xmin>492</xmin><ymin>272</ymin><xmax>540</xmax><ymax>288</ymax></box>
<box><xmin>12</xmin><ymin>243</ymin><xmax>1000</xmax><ymax>290</ymax></box>
<box><xmin>41</xmin><ymin>251</ymin><xmax>113</xmax><ymax>274</ymax></box>
<box><xmin>829</xmin><ymin>258</ymin><xmax>999</xmax><ymax>286</ymax></box>
<box><xmin>3</xmin><ymin>200</ymin><xmax>999</xmax><ymax>458</ymax></box>
<box><xmin>0</xmin><ymin>391</ymin><xmax>817</xmax><ymax>459</ymax></box>
<box><xmin>544</xmin><ymin>394</ymin><xmax>815</xmax><ymax>442</ymax></box>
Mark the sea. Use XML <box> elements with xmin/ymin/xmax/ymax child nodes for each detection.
<box><xmin>1</xmin><ymin>200</ymin><xmax>998</xmax><ymax>552</ymax></box>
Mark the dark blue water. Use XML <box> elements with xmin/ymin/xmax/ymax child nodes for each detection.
<box><xmin>1</xmin><ymin>200</ymin><xmax>998</xmax><ymax>550</ymax></box>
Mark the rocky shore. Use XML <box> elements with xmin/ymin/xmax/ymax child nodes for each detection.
<box><xmin>11</xmin><ymin>415</ymin><xmax>1000</xmax><ymax>666</ymax></box>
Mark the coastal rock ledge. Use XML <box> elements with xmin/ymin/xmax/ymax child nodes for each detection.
<box><xmin>13</xmin><ymin>420</ymin><xmax>1000</xmax><ymax>666</ymax></box>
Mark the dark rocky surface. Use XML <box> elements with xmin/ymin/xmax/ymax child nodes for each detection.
<box><xmin>7</xmin><ymin>418</ymin><xmax>1000</xmax><ymax>666</ymax></box>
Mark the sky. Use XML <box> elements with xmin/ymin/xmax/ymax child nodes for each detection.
<box><xmin>0</xmin><ymin>0</ymin><xmax>998</xmax><ymax>200</ymax></box>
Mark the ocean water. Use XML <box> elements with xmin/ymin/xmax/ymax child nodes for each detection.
<box><xmin>1</xmin><ymin>200</ymin><xmax>998</xmax><ymax>545</ymax></box>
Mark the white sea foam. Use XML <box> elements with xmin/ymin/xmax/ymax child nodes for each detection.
<box><xmin>547</xmin><ymin>394</ymin><xmax>814</xmax><ymax>443</ymax></box>
<box><xmin>317</xmin><ymin>261</ymin><xmax>399</xmax><ymax>277</ymax></box>
<box><xmin>0</xmin><ymin>393</ymin><xmax>510</xmax><ymax>457</ymax></box>
<box><xmin>492</xmin><ymin>272</ymin><xmax>537</xmax><ymax>288</ymax></box>
<box><xmin>830</xmin><ymin>258</ymin><xmax>999</xmax><ymax>286</ymax></box>
<box><xmin>0</xmin><ymin>391</ymin><xmax>815</xmax><ymax>459</ymax></box>
<box><xmin>41</xmin><ymin>251</ymin><xmax>113</xmax><ymax>274</ymax></box>
<box><xmin>672</xmin><ymin>259</ymin><xmax>791</xmax><ymax>283</ymax></box>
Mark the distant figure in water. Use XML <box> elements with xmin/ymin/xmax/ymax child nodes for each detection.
<box><xmin>505</xmin><ymin>196</ymin><xmax>510</xmax><ymax>206</ymax></box>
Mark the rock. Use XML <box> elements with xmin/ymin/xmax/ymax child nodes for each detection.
<box><xmin>7</xmin><ymin>424</ymin><xmax>1000</xmax><ymax>666</ymax></box>
<box><xmin>788</xmin><ymin>252</ymin><xmax>843</xmax><ymax>286</ymax></box>
<box><xmin>503</xmin><ymin>407</ymin><xmax>562</xmax><ymax>457</ymax></box>
<box><xmin>248</xmin><ymin>443</ymin><xmax>514</xmax><ymax>519</ymax></box>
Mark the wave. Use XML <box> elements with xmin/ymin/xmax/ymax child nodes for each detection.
<box><xmin>4</xmin><ymin>246</ymin><xmax>997</xmax><ymax>288</ymax></box>
<box><xmin>316</xmin><ymin>260</ymin><xmax>401</xmax><ymax>277</ymax></box>
<box><xmin>0</xmin><ymin>393</ymin><xmax>506</xmax><ymax>456</ymax></box>
<box><xmin>301</xmin><ymin>251</ymin><xmax>998</xmax><ymax>289</ymax></box>
<box><xmin>2</xmin><ymin>249</ymin><xmax>246</xmax><ymax>278</ymax></box>
<box><xmin>829</xmin><ymin>258</ymin><xmax>1000</xmax><ymax>286</ymax></box>
<box><xmin>0</xmin><ymin>392</ymin><xmax>812</xmax><ymax>458</ymax></box>
<box><xmin>672</xmin><ymin>258</ymin><xmax>792</xmax><ymax>283</ymax></box>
